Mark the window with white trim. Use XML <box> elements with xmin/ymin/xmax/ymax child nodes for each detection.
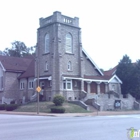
<box><xmin>20</xmin><ymin>82</ymin><xmax>25</xmax><ymax>90</ymax></box>
<box><xmin>45</xmin><ymin>34</ymin><xmax>49</xmax><ymax>53</ymax></box>
<box><xmin>67</xmin><ymin>61</ymin><xmax>72</xmax><ymax>71</ymax></box>
<box><xmin>66</xmin><ymin>33</ymin><xmax>72</xmax><ymax>53</ymax></box>
<box><xmin>63</xmin><ymin>80</ymin><xmax>72</xmax><ymax>90</ymax></box>
<box><xmin>28</xmin><ymin>81</ymin><xmax>34</xmax><ymax>89</ymax></box>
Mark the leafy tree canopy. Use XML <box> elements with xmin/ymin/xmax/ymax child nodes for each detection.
<box><xmin>2</xmin><ymin>41</ymin><xmax>36</xmax><ymax>57</ymax></box>
<box><xmin>116</xmin><ymin>55</ymin><xmax>134</xmax><ymax>95</ymax></box>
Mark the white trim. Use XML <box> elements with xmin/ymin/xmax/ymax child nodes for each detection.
<box><xmin>62</xmin><ymin>76</ymin><xmax>108</xmax><ymax>82</ymax></box>
<box><xmin>34</xmin><ymin>76</ymin><xmax>52</xmax><ymax>81</ymax></box>
<box><xmin>62</xmin><ymin>76</ymin><xmax>82</xmax><ymax>80</ymax></box>
<box><xmin>63</xmin><ymin>79</ymin><xmax>72</xmax><ymax>90</ymax></box>
<box><xmin>108</xmin><ymin>75</ymin><xmax>122</xmax><ymax>84</ymax></box>
<box><xmin>0</xmin><ymin>61</ymin><xmax>6</xmax><ymax>71</ymax></box>
<box><xmin>82</xmin><ymin>48</ymin><xmax>103</xmax><ymax>76</ymax></box>
<box><xmin>83</xmin><ymin>79</ymin><xmax>108</xmax><ymax>83</ymax></box>
<box><xmin>62</xmin><ymin>75</ymin><xmax>122</xmax><ymax>84</ymax></box>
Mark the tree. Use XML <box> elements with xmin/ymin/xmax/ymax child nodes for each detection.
<box><xmin>3</xmin><ymin>41</ymin><xmax>35</xmax><ymax>57</ymax></box>
<box><xmin>131</xmin><ymin>60</ymin><xmax>140</xmax><ymax>98</ymax></box>
<box><xmin>116</xmin><ymin>55</ymin><xmax>134</xmax><ymax>96</ymax></box>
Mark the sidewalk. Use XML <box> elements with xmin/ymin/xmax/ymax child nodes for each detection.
<box><xmin>0</xmin><ymin>110</ymin><xmax>140</xmax><ymax>117</ymax></box>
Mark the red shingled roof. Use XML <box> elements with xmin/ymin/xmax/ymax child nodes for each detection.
<box><xmin>19</xmin><ymin>59</ymin><xmax>35</xmax><ymax>78</ymax></box>
<box><xmin>0</xmin><ymin>55</ymin><xmax>33</xmax><ymax>72</ymax></box>
<box><xmin>104</xmin><ymin>66</ymin><xmax>117</xmax><ymax>76</ymax></box>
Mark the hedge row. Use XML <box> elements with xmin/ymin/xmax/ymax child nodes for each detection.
<box><xmin>50</xmin><ymin>106</ymin><xmax>65</xmax><ymax>113</ymax></box>
<box><xmin>0</xmin><ymin>104</ymin><xmax>18</xmax><ymax>111</ymax></box>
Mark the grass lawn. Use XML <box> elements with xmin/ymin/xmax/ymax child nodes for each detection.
<box><xmin>14</xmin><ymin>101</ymin><xmax>91</xmax><ymax>113</ymax></box>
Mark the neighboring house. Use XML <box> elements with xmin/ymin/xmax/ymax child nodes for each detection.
<box><xmin>0</xmin><ymin>56</ymin><xmax>35</xmax><ymax>104</ymax></box>
<box><xmin>0</xmin><ymin>11</ymin><xmax>137</xmax><ymax>110</ymax></box>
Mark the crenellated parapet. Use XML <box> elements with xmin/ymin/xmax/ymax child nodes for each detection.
<box><xmin>39</xmin><ymin>11</ymin><xmax>79</xmax><ymax>27</ymax></box>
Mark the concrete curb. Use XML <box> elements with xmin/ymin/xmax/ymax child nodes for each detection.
<box><xmin>0</xmin><ymin>110</ymin><xmax>140</xmax><ymax>117</ymax></box>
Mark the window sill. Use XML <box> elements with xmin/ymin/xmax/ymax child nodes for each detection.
<box><xmin>67</xmin><ymin>70</ymin><xmax>73</xmax><ymax>72</ymax></box>
<box><xmin>42</xmin><ymin>52</ymin><xmax>50</xmax><ymax>55</ymax></box>
<box><xmin>63</xmin><ymin>89</ymin><xmax>73</xmax><ymax>91</ymax></box>
<box><xmin>65</xmin><ymin>52</ymin><xmax>74</xmax><ymax>55</ymax></box>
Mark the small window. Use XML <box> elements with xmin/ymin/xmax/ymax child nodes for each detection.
<box><xmin>45</xmin><ymin>34</ymin><xmax>49</xmax><ymax>53</ymax></box>
<box><xmin>67</xmin><ymin>61</ymin><xmax>72</xmax><ymax>71</ymax></box>
<box><xmin>66</xmin><ymin>33</ymin><xmax>72</xmax><ymax>53</ymax></box>
<box><xmin>20</xmin><ymin>82</ymin><xmax>25</xmax><ymax>90</ymax></box>
<box><xmin>63</xmin><ymin>80</ymin><xmax>72</xmax><ymax>90</ymax></box>
<box><xmin>45</xmin><ymin>62</ymin><xmax>48</xmax><ymax>71</ymax></box>
<box><xmin>28</xmin><ymin>81</ymin><xmax>34</xmax><ymax>89</ymax></box>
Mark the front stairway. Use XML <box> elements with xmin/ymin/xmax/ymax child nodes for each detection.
<box><xmin>81</xmin><ymin>91</ymin><xmax>137</xmax><ymax>111</ymax></box>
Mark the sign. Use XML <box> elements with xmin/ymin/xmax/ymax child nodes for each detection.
<box><xmin>114</xmin><ymin>100</ymin><xmax>121</xmax><ymax>109</ymax></box>
<box><xmin>127</xmin><ymin>127</ymin><xmax>140</xmax><ymax>139</ymax></box>
<box><xmin>36</xmin><ymin>86</ymin><xmax>41</xmax><ymax>93</ymax></box>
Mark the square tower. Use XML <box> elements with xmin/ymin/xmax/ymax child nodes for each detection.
<box><xmin>36</xmin><ymin>11</ymin><xmax>83</xmax><ymax>101</ymax></box>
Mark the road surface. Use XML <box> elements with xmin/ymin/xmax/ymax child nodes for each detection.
<box><xmin>0</xmin><ymin>114</ymin><xmax>140</xmax><ymax>140</ymax></box>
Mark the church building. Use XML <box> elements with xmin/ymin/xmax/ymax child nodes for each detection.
<box><xmin>1</xmin><ymin>11</ymin><xmax>136</xmax><ymax>111</ymax></box>
<box><xmin>35</xmin><ymin>11</ymin><xmax>122</xmax><ymax>101</ymax></box>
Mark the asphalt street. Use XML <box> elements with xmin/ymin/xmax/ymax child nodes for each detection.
<box><xmin>0</xmin><ymin>114</ymin><xmax>140</xmax><ymax>140</ymax></box>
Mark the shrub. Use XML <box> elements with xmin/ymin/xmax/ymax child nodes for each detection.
<box><xmin>0</xmin><ymin>104</ymin><xmax>5</xmax><ymax>110</ymax></box>
<box><xmin>10</xmin><ymin>100</ymin><xmax>15</xmax><ymax>104</ymax></box>
<box><xmin>50</xmin><ymin>106</ymin><xmax>65</xmax><ymax>113</ymax></box>
<box><xmin>5</xmin><ymin>104</ymin><xmax>18</xmax><ymax>111</ymax></box>
<box><xmin>53</xmin><ymin>95</ymin><xmax>65</xmax><ymax>106</ymax></box>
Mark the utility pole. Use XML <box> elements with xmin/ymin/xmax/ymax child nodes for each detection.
<box><xmin>37</xmin><ymin>43</ymin><xmax>40</xmax><ymax>114</ymax></box>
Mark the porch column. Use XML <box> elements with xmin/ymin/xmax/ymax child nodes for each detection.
<box><xmin>97</xmin><ymin>82</ymin><xmax>101</xmax><ymax>94</ymax></box>
<box><xmin>81</xmin><ymin>80</ymin><xmax>84</xmax><ymax>91</ymax></box>
<box><xmin>87</xmin><ymin>82</ymin><xmax>91</xmax><ymax>94</ymax></box>
<box><xmin>105</xmin><ymin>83</ymin><xmax>108</xmax><ymax>93</ymax></box>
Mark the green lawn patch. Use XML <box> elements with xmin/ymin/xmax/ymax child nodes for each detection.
<box><xmin>14</xmin><ymin>101</ymin><xmax>91</xmax><ymax>113</ymax></box>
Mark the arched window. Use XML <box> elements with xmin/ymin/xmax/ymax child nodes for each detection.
<box><xmin>67</xmin><ymin>61</ymin><xmax>72</xmax><ymax>71</ymax></box>
<box><xmin>45</xmin><ymin>34</ymin><xmax>49</xmax><ymax>53</ymax></box>
<box><xmin>66</xmin><ymin>33</ymin><xmax>72</xmax><ymax>53</ymax></box>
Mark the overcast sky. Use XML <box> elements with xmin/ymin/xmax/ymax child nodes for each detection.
<box><xmin>0</xmin><ymin>0</ymin><xmax>140</xmax><ymax>70</ymax></box>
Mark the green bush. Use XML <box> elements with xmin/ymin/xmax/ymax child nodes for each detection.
<box><xmin>0</xmin><ymin>104</ymin><xmax>5</xmax><ymax>110</ymax></box>
<box><xmin>10</xmin><ymin>100</ymin><xmax>15</xmax><ymax>104</ymax></box>
<box><xmin>53</xmin><ymin>95</ymin><xmax>65</xmax><ymax>106</ymax></box>
<box><xmin>5</xmin><ymin>104</ymin><xmax>18</xmax><ymax>111</ymax></box>
<box><xmin>50</xmin><ymin>106</ymin><xmax>65</xmax><ymax>113</ymax></box>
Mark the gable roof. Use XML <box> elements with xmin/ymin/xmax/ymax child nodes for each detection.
<box><xmin>19</xmin><ymin>59</ymin><xmax>35</xmax><ymax>78</ymax></box>
<box><xmin>108</xmin><ymin>74</ymin><xmax>122</xmax><ymax>84</ymax></box>
<box><xmin>104</xmin><ymin>66</ymin><xmax>117</xmax><ymax>76</ymax></box>
<box><xmin>0</xmin><ymin>55</ymin><xmax>33</xmax><ymax>72</ymax></box>
<box><xmin>82</xmin><ymin>48</ymin><xmax>104</xmax><ymax>76</ymax></box>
